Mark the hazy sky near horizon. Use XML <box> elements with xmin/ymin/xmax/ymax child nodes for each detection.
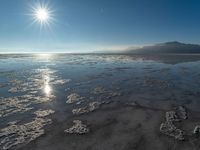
<box><xmin>0</xmin><ymin>0</ymin><xmax>200</xmax><ymax>53</ymax></box>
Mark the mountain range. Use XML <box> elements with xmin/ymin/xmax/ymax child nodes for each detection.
<box><xmin>125</xmin><ymin>41</ymin><xmax>200</xmax><ymax>54</ymax></box>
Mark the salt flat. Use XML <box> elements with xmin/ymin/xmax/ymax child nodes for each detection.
<box><xmin>1</xmin><ymin>54</ymin><xmax>200</xmax><ymax>150</ymax></box>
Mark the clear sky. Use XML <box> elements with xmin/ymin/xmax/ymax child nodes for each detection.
<box><xmin>0</xmin><ymin>0</ymin><xmax>200</xmax><ymax>53</ymax></box>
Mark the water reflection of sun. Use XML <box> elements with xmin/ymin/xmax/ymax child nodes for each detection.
<box><xmin>43</xmin><ymin>72</ymin><xmax>52</xmax><ymax>96</ymax></box>
<box><xmin>44</xmin><ymin>84</ymin><xmax>51</xmax><ymax>95</ymax></box>
<box><xmin>35</xmin><ymin>53</ymin><xmax>53</xmax><ymax>59</ymax></box>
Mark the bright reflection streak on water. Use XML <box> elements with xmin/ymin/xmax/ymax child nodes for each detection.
<box><xmin>43</xmin><ymin>71</ymin><xmax>52</xmax><ymax>96</ymax></box>
<box><xmin>35</xmin><ymin>53</ymin><xmax>53</xmax><ymax>58</ymax></box>
<box><xmin>34</xmin><ymin>53</ymin><xmax>55</xmax><ymax>97</ymax></box>
<box><xmin>33</xmin><ymin>53</ymin><xmax>54</xmax><ymax>62</ymax></box>
<box><xmin>44</xmin><ymin>84</ymin><xmax>51</xmax><ymax>95</ymax></box>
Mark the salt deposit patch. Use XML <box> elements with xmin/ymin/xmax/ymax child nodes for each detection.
<box><xmin>66</xmin><ymin>93</ymin><xmax>84</xmax><ymax>104</ymax></box>
<box><xmin>160</xmin><ymin>106</ymin><xmax>187</xmax><ymax>140</ymax></box>
<box><xmin>0</xmin><ymin>95</ymin><xmax>55</xmax><ymax>118</ymax></box>
<box><xmin>51</xmin><ymin>79</ymin><xmax>71</xmax><ymax>85</ymax></box>
<box><xmin>34</xmin><ymin>109</ymin><xmax>55</xmax><ymax>117</ymax></box>
<box><xmin>92</xmin><ymin>86</ymin><xmax>106</xmax><ymax>94</ymax></box>
<box><xmin>0</xmin><ymin>118</ymin><xmax>52</xmax><ymax>150</ymax></box>
<box><xmin>64</xmin><ymin>120</ymin><xmax>89</xmax><ymax>134</ymax></box>
<box><xmin>72</xmin><ymin>101</ymin><xmax>101</xmax><ymax>115</ymax></box>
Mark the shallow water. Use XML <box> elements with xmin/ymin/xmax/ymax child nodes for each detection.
<box><xmin>1</xmin><ymin>54</ymin><xmax>200</xmax><ymax>150</ymax></box>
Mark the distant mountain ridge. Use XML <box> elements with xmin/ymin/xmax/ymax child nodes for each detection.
<box><xmin>126</xmin><ymin>41</ymin><xmax>200</xmax><ymax>54</ymax></box>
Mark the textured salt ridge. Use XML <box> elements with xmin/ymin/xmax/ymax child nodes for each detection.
<box><xmin>66</xmin><ymin>93</ymin><xmax>84</xmax><ymax>104</ymax></box>
<box><xmin>64</xmin><ymin>120</ymin><xmax>89</xmax><ymax>134</ymax></box>
<box><xmin>72</xmin><ymin>101</ymin><xmax>101</xmax><ymax>115</ymax></box>
<box><xmin>0</xmin><ymin>109</ymin><xmax>55</xmax><ymax>150</ymax></box>
<box><xmin>34</xmin><ymin>109</ymin><xmax>55</xmax><ymax>117</ymax></box>
<box><xmin>160</xmin><ymin>106</ymin><xmax>187</xmax><ymax>140</ymax></box>
<box><xmin>1</xmin><ymin>68</ymin><xmax>70</xmax><ymax>118</ymax></box>
<box><xmin>7</xmin><ymin>68</ymin><xmax>70</xmax><ymax>94</ymax></box>
<box><xmin>160</xmin><ymin>106</ymin><xmax>200</xmax><ymax>140</ymax></box>
<box><xmin>92</xmin><ymin>86</ymin><xmax>106</xmax><ymax>94</ymax></box>
<box><xmin>193</xmin><ymin>125</ymin><xmax>200</xmax><ymax>135</ymax></box>
<box><xmin>0</xmin><ymin>118</ymin><xmax>52</xmax><ymax>150</ymax></box>
<box><xmin>51</xmin><ymin>79</ymin><xmax>71</xmax><ymax>85</ymax></box>
<box><xmin>0</xmin><ymin>95</ymin><xmax>55</xmax><ymax>118</ymax></box>
<box><xmin>0</xmin><ymin>68</ymin><xmax>70</xmax><ymax>149</ymax></box>
<box><xmin>8</xmin><ymin>78</ymin><xmax>70</xmax><ymax>94</ymax></box>
<box><xmin>92</xmin><ymin>86</ymin><xmax>122</xmax><ymax>101</ymax></box>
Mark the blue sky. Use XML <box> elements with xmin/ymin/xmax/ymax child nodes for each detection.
<box><xmin>0</xmin><ymin>0</ymin><xmax>200</xmax><ymax>53</ymax></box>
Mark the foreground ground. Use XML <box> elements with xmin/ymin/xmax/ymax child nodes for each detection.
<box><xmin>1</xmin><ymin>54</ymin><xmax>200</xmax><ymax>150</ymax></box>
<box><xmin>20</xmin><ymin>100</ymin><xmax>200</xmax><ymax>150</ymax></box>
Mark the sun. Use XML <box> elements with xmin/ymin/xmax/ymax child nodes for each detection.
<box><xmin>29</xmin><ymin>1</ymin><xmax>54</xmax><ymax>28</ymax></box>
<box><xmin>35</xmin><ymin>8</ymin><xmax>49</xmax><ymax>22</ymax></box>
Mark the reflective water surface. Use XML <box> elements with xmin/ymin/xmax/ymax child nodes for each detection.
<box><xmin>1</xmin><ymin>54</ymin><xmax>200</xmax><ymax>150</ymax></box>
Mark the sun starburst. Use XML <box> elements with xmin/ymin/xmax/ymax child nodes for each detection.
<box><xmin>29</xmin><ymin>1</ymin><xmax>55</xmax><ymax>29</ymax></box>
<box><xmin>35</xmin><ymin>8</ymin><xmax>49</xmax><ymax>22</ymax></box>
